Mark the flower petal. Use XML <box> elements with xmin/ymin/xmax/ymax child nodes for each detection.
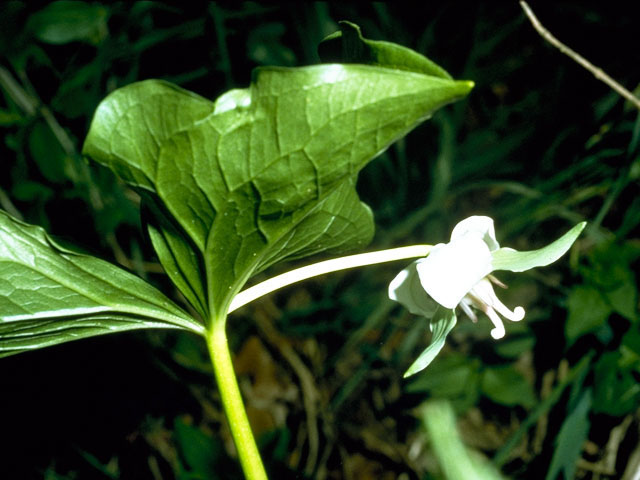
<box><xmin>416</xmin><ymin>234</ymin><xmax>492</xmax><ymax>308</ymax></box>
<box><xmin>450</xmin><ymin>215</ymin><xmax>500</xmax><ymax>251</ymax></box>
<box><xmin>389</xmin><ymin>261</ymin><xmax>438</xmax><ymax>317</ymax></box>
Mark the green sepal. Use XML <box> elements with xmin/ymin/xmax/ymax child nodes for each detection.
<box><xmin>491</xmin><ymin>222</ymin><xmax>586</xmax><ymax>272</ymax></box>
<box><xmin>404</xmin><ymin>307</ymin><xmax>457</xmax><ymax>377</ymax></box>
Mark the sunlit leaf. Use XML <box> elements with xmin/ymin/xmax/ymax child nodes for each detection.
<box><xmin>84</xmin><ymin>39</ymin><xmax>473</xmax><ymax>320</ymax></box>
<box><xmin>0</xmin><ymin>210</ymin><xmax>203</xmax><ymax>357</ymax></box>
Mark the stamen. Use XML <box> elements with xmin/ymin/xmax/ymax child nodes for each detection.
<box><xmin>459</xmin><ymin>298</ymin><xmax>478</xmax><ymax>322</ymax></box>
<box><xmin>488</xmin><ymin>274</ymin><xmax>507</xmax><ymax>289</ymax></box>
<box><xmin>483</xmin><ymin>306</ymin><xmax>506</xmax><ymax>339</ymax></box>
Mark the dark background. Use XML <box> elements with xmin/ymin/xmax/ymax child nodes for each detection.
<box><xmin>1</xmin><ymin>2</ymin><xmax>639</xmax><ymax>479</ymax></box>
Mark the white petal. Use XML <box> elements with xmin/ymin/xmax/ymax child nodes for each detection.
<box><xmin>415</xmin><ymin>235</ymin><xmax>492</xmax><ymax>309</ymax></box>
<box><xmin>450</xmin><ymin>215</ymin><xmax>500</xmax><ymax>251</ymax></box>
<box><xmin>389</xmin><ymin>261</ymin><xmax>438</xmax><ymax>317</ymax></box>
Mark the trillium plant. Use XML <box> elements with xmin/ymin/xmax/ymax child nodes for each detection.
<box><xmin>0</xmin><ymin>22</ymin><xmax>584</xmax><ymax>480</ymax></box>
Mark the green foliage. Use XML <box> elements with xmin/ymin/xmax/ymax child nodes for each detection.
<box><xmin>1</xmin><ymin>3</ymin><xmax>638</xmax><ymax>479</ymax></box>
<box><xmin>565</xmin><ymin>284</ymin><xmax>612</xmax><ymax>344</ymax></box>
<box><xmin>481</xmin><ymin>365</ymin><xmax>536</xmax><ymax>409</ymax></box>
<box><xmin>27</xmin><ymin>2</ymin><xmax>109</xmax><ymax>45</ymax></box>
<box><xmin>174</xmin><ymin>417</ymin><xmax>225</xmax><ymax>480</ymax></box>
<box><xmin>545</xmin><ymin>390</ymin><xmax>592</xmax><ymax>480</ymax></box>
<box><xmin>406</xmin><ymin>353</ymin><xmax>481</xmax><ymax>411</ymax></box>
<box><xmin>83</xmin><ymin>52</ymin><xmax>471</xmax><ymax>323</ymax></box>
<box><xmin>592</xmin><ymin>351</ymin><xmax>640</xmax><ymax>416</ymax></box>
<box><xmin>0</xmin><ymin>210</ymin><xmax>202</xmax><ymax>357</ymax></box>
<box><xmin>319</xmin><ymin>21</ymin><xmax>452</xmax><ymax>79</ymax></box>
<box><xmin>421</xmin><ymin>400</ymin><xmax>505</xmax><ymax>480</ymax></box>
<box><xmin>566</xmin><ymin>241</ymin><xmax>639</xmax><ymax>343</ymax></box>
<box><xmin>0</xmin><ymin>22</ymin><xmax>472</xmax><ymax>357</ymax></box>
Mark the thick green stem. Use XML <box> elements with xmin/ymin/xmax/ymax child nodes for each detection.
<box><xmin>207</xmin><ymin>320</ymin><xmax>268</xmax><ymax>480</ymax></box>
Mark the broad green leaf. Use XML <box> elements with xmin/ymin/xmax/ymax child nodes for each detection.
<box><xmin>84</xmin><ymin>45</ymin><xmax>473</xmax><ymax>320</ymax></box>
<box><xmin>491</xmin><ymin>222</ymin><xmax>586</xmax><ymax>272</ymax></box>
<box><xmin>254</xmin><ymin>180</ymin><xmax>375</xmax><ymax>270</ymax></box>
<box><xmin>82</xmin><ymin>81</ymin><xmax>216</xmax><ymax>315</ymax></box>
<box><xmin>0</xmin><ymin>210</ymin><xmax>203</xmax><ymax>357</ymax></box>
<box><xmin>82</xmin><ymin>80</ymin><xmax>214</xmax><ymax>192</ymax></box>
<box><xmin>545</xmin><ymin>390</ymin><xmax>592</xmax><ymax>480</ymax></box>
<box><xmin>404</xmin><ymin>307</ymin><xmax>456</xmax><ymax>377</ymax></box>
<box><xmin>318</xmin><ymin>21</ymin><xmax>452</xmax><ymax>79</ymax></box>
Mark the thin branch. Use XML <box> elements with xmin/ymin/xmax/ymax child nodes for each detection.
<box><xmin>520</xmin><ymin>1</ymin><xmax>640</xmax><ymax>111</ymax></box>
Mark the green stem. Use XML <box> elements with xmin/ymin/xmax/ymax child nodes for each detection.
<box><xmin>229</xmin><ymin>244</ymin><xmax>432</xmax><ymax>314</ymax></box>
<box><xmin>207</xmin><ymin>320</ymin><xmax>268</xmax><ymax>480</ymax></box>
<box><xmin>204</xmin><ymin>244</ymin><xmax>432</xmax><ymax>479</ymax></box>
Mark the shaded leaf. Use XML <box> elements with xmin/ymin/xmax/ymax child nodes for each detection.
<box><xmin>592</xmin><ymin>352</ymin><xmax>640</xmax><ymax>416</ymax></box>
<box><xmin>0</xmin><ymin>210</ymin><xmax>203</xmax><ymax>357</ymax></box>
<box><xmin>565</xmin><ymin>285</ymin><xmax>612</xmax><ymax>345</ymax></box>
<box><xmin>406</xmin><ymin>353</ymin><xmax>481</xmax><ymax>412</ymax></box>
<box><xmin>545</xmin><ymin>390</ymin><xmax>592</xmax><ymax>480</ymax></box>
<box><xmin>27</xmin><ymin>2</ymin><xmax>109</xmax><ymax>45</ymax></box>
<box><xmin>142</xmin><ymin>194</ymin><xmax>208</xmax><ymax>321</ymax></box>
<box><xmin>481</xmin><ymin>365</ymin><xmax>536</xmax><ymax>409</ymax></box>
<box><xmin>174</xmin><ymin>417</ymin><xmax>222</xmax><ymax>480</ymax></box>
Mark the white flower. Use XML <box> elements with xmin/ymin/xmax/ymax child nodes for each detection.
<box><xmin>389</xmin><ymin>216</ymin><xmax>525</xmax><ymax>339</ymax></box>
<box><xmin>389</xmin><ymin>216</ymin><xmax>586</xmax><ymax>376</ymax></box>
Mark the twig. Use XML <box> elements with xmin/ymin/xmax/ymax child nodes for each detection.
<box><xmin>520</xmin><ymin>1</ymin><xmax>640</xmax><ymax>111</ymax></box>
